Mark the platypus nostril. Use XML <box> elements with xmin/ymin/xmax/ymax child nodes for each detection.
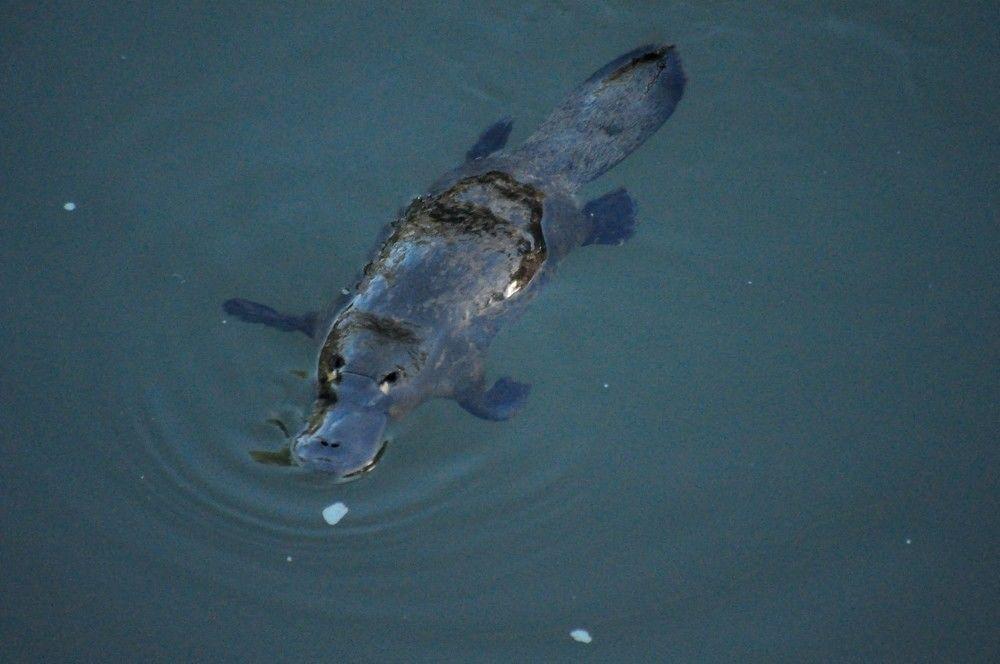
<box><xmin>317</xmin><ymin>438</ymin><xmax>341</xmax><ymax>448</ymax></box>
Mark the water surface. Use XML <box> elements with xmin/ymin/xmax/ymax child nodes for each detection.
<box><xmin>2</xmin><ymin>2</ymin><xmax>997</xmax><ymax>661</ymax></box>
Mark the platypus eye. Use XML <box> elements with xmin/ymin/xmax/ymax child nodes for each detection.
<box><xmin>332</xmin><ymin>354</ymin><xmax>346</xmax><ymax>369</ymax></box>
<box><xmin>379</xmin><ymin>371</ymin><xmax>400</xmax><ymax>394</ymax></box>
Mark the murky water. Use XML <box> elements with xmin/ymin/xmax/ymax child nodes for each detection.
<box><xmin>2</xmin><ymin>2</ymin><xmax>997</xmax><ymax>661</ymax></box>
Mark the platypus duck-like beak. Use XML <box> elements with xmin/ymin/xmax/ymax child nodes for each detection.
<box><xmin>291</xmin><ymin>408</ymin><xmax>388</xmax><ymax>480</ymax></box>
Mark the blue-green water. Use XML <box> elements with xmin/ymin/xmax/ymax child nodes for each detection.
<box><xmin>2</xmin><ymin>2</ymin><xmax>997</xmax><ymax>661</ymax></box>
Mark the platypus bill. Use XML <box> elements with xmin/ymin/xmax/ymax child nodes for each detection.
<box><xmin>225</xmin><ymin>44</ymin><xmax>685</xmax><ymax>480</ymax></box>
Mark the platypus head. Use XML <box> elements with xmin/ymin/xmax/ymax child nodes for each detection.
<box><xmin>292</xmin><ymin>312</ymin><xmax>426</xmax><ymax>479</ymax></box>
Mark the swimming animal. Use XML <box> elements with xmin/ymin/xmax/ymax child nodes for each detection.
<box><xmin>225</xmin><ymin>44</ymin><xmax>685</xmax><ymax>479</ymax></box>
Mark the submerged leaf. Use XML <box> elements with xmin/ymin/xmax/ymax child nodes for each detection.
<box><xmin>265</xmin><ymin>417</ymin><xmax>291</xmax><ymax>438</ymax></box>
<box><xmin>250</xmin><ymin>447</ymin><xmax>293</xmax><ymax>466</ymax></box>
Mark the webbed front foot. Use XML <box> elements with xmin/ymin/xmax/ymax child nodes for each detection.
<box><xmin>582</xmin><ymin>188</ymin><xmax>638</xmax><ymax>246</ymax></box>
<box><xmin>222</xmin><ymin>298</ymin><xmax>316</xmax><ymax>337</ymax></box>
<box><xmin>457</xmin><ymin>377</ymin><xmax>531</xmax><ymax>421</ymax></box>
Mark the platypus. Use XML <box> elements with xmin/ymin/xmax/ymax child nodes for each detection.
<box><xmin>225</xmin><ymin>44</ymin><xmax>685</xmax><ymax>480</ymax></box>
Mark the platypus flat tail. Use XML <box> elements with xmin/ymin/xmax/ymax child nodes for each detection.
<box><xmin>511</xmin><ymin>44</ymin><xmax>685</xmax><ymax>189</ymax></box>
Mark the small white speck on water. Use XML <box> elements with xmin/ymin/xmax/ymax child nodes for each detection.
<box><xmin>63</xmin><ymin>201</ymin><xmax>76</xmax><ymax>211</ymax></box>
<box><xmin>602</xmin><ymin>383</ymin><xmax>609</xmax><ymax>389</ymax></box>
<box><xmin>746</xmin><ymin>280</ymin><xmax>753</xmax><ymax>285</ymax></box>
<box><xmin>905</xmin><ymin>538</ymin><xmax>912</xmax><ymax>545</ymax></box>
<box><xmin>286</xmin><ymin>555</ymin><xmax>293</xmax><ymax>562</ymax></box>
<box><xmin>570</xmin><ymin>629</ymin><xmax>592</xmax><ymax>644</ymax></box>
<box><xmin>139</xmin><ymin>474</ymin><xmax>144</xmax><ymax>480</ymax></box>
<box><xmin>341</xmin><ymin>287</ymin><xmax>350</xmax><ymax>295</ymax></box>
<box><xmin>222</xmin><ymin>319</ymin><xmax>228</xmax><ymax>324</ymax></box>
<box><xmin>322</xmin><ymin>501</ymin><xmax>349</xmax><ymax>525</ymax></box>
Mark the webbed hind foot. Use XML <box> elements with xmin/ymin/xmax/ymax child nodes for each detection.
<box><xmin>582</xmin><ymin>188</ymin><xmax>638</xmax><ymax>246</ymax></box>
<box><xmin>466</xmin><ymin>117</ymin><xmax>513</xmax><ymax>161</ymax></box>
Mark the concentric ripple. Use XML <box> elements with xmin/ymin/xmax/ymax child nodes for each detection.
<box><xmin>85</xmin><ymin>315</ymin><xmax>592</xmax><ymax>617</ymax></box>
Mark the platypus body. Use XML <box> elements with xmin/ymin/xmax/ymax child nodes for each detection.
<box><xmin>225</xmin><ymin>45</ymin><xmax>685</xmax><ymax>479</ymax></box>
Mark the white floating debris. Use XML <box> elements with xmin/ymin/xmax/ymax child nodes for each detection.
<box><xmin>905</xmin><ymin>538</ymin><xmax>912</xmax><ymax>545</ymax></box>
<box><xmin>602</xmin><ymin>383</ymin><xmax>609</xmax><ymax>389</ymax></box>
<box><xmin>570</xmin><ymin>629</ymin><xmax>592</xmax><ymax>644</ymax></box>
<box><xmin>322</xmin><ymin>501</ymin><xmax>349</xmax><ymax>525</ymax></box>
<box><xmin>63</xmin><ymin>201</ymin><xmax>76</xmax><ymax>211</ymax></box>
<box><xmin>286</xmin><ymin>555</ymin><xmax>293</xmax><ymax>562</ymax></box>
<box><xmin>340</xmin><ymin>287</ymin><xmax>350</xmax><ymax>295</ymax></box>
